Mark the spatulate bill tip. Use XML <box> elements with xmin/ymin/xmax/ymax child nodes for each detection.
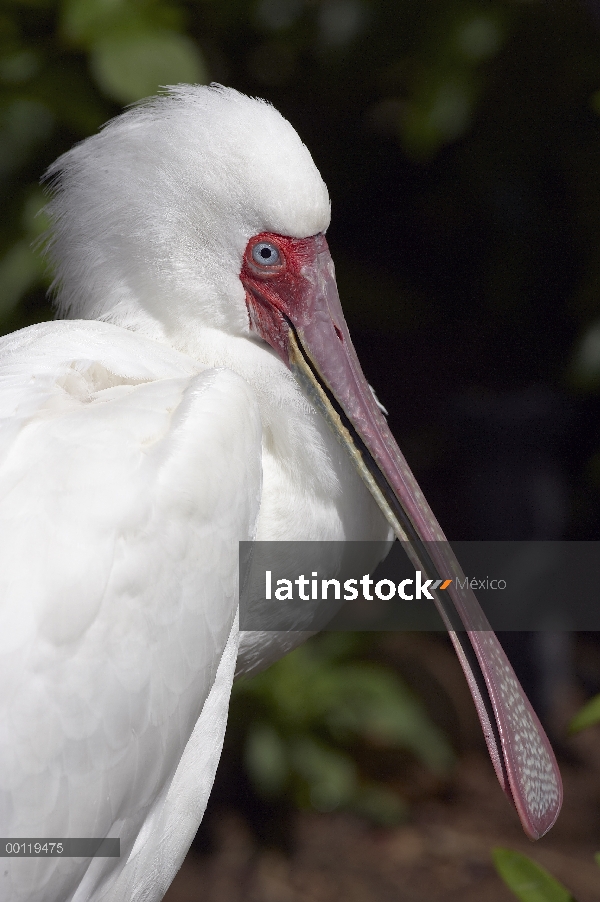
<box><xmin>509</xmin><ymin>751</ymin><xmax>563</xmax><ymax>841</ymax></box>
<box><xmin>470</xmin><ymin>630</ymin><xmax>563</xmax><ymax>840</ymax></box>
<box><xmin>447</xmin><ymin>626</ymin><xmax>563</xmax><ymax>840</ymax></box>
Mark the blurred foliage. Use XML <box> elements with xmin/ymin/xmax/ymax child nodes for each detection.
<box><xmin>229</xmin><ymin>634</ymin><xmax>453</xmax><ymax>824</ymax></box>
<box><xmin>493</xmin><ymin>847</ymin><xmax>579</xmax><ymax>902</ymax></box>
<box><xmin>0</xmin><ymin>0</ymin><xmax>208</xmax><ymax>324</ymax></box>
<box><xmin>569</xmin><ymin>690</ymin><xmax>600</xmax><ymax>732</ymax></box>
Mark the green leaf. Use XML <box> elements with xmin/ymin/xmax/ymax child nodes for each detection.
<box><xmin>90</xmin><ymin>30</ymin><xmax>207</xmax><ymax>105</ymax></box>
<box><xmin>569</xmin><ymin>694</ymin><xmax>600</xmax><ymax>733</ymax></box>
<box><xmin>594</xmin><ymin>852</ymin><xmax>600</xmax><ymax>870</ymax></box>
<box><xmin>492</xmin><ymin>848</ymin><xmax>577</xmax><ymax>902</ymax></box>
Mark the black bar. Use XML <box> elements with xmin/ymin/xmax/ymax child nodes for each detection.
<box><xmin>0</xmin><ymin>839</ymin><xmax>120</xmax><ymax>857</ymax></box>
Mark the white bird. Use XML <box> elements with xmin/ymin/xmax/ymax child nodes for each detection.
<box><xmin>0</xmin><ymin>85</ymin><xmax>561</xmax><ymax>902</ymax></box>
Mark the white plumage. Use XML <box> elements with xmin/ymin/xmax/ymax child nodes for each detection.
<box><xmin>0</xmin><ymin>87</ymin><xmax>392</xmax><ymax>901</ymax></box>
<box><xmin>0</xmin><ymin>83</ymin><xmax>563</xmax><ymax>901</ymax></box>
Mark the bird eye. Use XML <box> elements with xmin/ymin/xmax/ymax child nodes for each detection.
<box><xmin>252</xmin><ymin>242</ymin><xmax>281</xmax><ymax>267</ymax></box>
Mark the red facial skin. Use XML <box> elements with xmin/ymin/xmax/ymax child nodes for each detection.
<box><xmin>241</xmin><ymin>231</ymin><xmax>336</xmax><ymax>363</ymax></box>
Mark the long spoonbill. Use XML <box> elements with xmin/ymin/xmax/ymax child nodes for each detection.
<box><xmin>0</xmin><ymin>85</ymin><xmax>561</xmax><ymax>902</ymax></box>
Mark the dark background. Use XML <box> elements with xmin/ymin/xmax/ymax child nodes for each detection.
<box><xmin>4</xmin><ymin>2</ymin><xmax>600</xmax><ymax>897</ymax></box>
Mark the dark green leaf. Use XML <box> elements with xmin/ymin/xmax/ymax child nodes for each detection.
<box><xmin>493</xmin><ymin>848</ymin><xmax>577</xmax><ymax>902</ymax></box>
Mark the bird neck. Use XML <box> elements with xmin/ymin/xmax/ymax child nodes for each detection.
<box><xmin>163</xmin><ymin>325</ymin><xmax>386</xmax><ymax>543</ymax></box>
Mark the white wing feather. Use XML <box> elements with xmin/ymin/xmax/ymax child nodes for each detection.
<box><xmin>0</xmin><ymin>321</ymin><xmax>263</xmax><ymax>902</ymax></box>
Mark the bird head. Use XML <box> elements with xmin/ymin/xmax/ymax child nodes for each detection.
<box><xmin>43</xmin><ymin>84</ymin><xmax>330</xmax><ymax>339</ymax></box>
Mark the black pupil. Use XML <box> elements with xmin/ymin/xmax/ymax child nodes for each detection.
<box><xmin>260</xmin><ymin>247</ymin><xmax>272</xmax><ymax>259</ymax></box>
